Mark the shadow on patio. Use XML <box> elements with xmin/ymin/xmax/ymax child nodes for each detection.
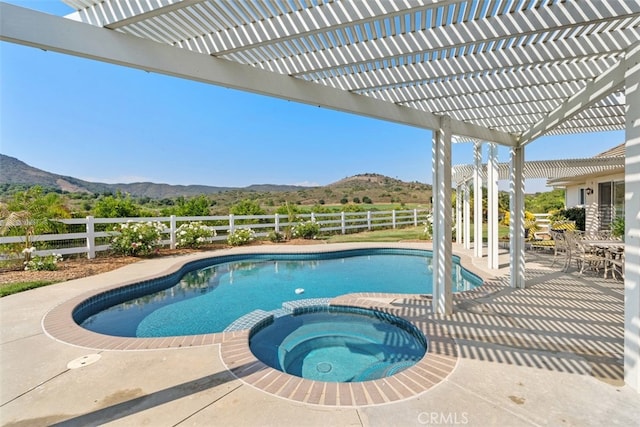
<box><xmin>391</xmin><ymin>250</ymin><xmax>624</xmax><ymax>386</ymax></box>
<box><xmin>46</xmin><ymin>365</ymin><xmax>245</xmax><ymax>427</ymax></box>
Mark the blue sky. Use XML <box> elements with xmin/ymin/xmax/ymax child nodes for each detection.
<box><xmin>0</xmin><ymin>1</ymin><xmax>624</xmax><ymax>192</ymax></box>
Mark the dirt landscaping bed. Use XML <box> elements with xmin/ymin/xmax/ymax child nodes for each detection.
<box><xmin>0</xmin><ymin>239</ymin><xmax>324</xmax><ymax>286</ymax></box>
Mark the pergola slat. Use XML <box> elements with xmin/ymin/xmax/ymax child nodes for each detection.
<box><xmin>53</xmin><ymin>0</ymin><xmax>637</xmax><ymax>140</ymax></box>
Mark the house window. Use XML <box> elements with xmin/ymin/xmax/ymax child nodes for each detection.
<box><xmin>614</xmin><ymin>180</ymin><xmax>625</xmax><ymax>217</ymax></box>
<box><xmin>598</xmin><ymin>181</ymin><xmax>625</xmax><ymax>230</ymax></box>
<box><xmin>579</xmin><ymin>188</ymin><xmax>586</xmax><ymax>205</ymax></box>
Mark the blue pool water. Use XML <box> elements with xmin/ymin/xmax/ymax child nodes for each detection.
<box><xmin>77</xmin><ymin>249</ymin><xmax>481</xmax><ymax>337</ymax></box>
<box><xmin>249</xmin><ymin>306</ymin><xmax>427</xmax><ymax>382</ymax></box>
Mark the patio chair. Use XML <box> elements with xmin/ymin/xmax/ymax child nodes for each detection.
<box><xmin>551</xmin><ymin>221</ymin><xmax>576</xmax><ymax>232</ymax></box>
<box><xmin>529</xmin><ymin>230</ymin><xmax>555</xmax><ymax>251</ymax></box>
<box><xmin>607</xmin><ymin>248</ymin><xmax>625</xmax><ymax>280</ymax></box>
<box><xmin>571</xmin><ymin>232</ymin><xmax>608</xmax><ymax>276</ymax></box>
<box><xmin>549</xmin><ymin>229</ymin><xmax>571</xmax><ymax>270</ymax></box>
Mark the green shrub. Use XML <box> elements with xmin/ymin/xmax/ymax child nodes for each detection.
<box><xmin>611</xmin><ymin>216</ymin><xmax>625</xmax><ymax>239</ymax></box>
<box><xmin>24</xmin><ymin>253</ymin><xmax>63</xmax><ymax>271</ymax></box>
<box><xmin>551</xmin><ymin>207</ymin><xmax>585</xmax><ymax>231</ymax></box>
<box><xmin>292</xmin><ymin>220</ymin><xmax>320</xmax><ymax>239</ymax></box>
<box><xmin>110</xmin><ymin>221</ymin><xmax>165</xmax><ymax>256</ymax></box>
<box><xmin>227</xmin><ymin>228</ymin><xmax>256</xmax><ymax>246</ymax></box>
<box><xmin>93</xmin><ymin>193</ymin><xmax>142</xmax><ymax>218</ymax></box>
<box><xmin>268</xmin><ymin>231</ymin><xmax>284</xmax><ymax>243</ymax></box>
<box><xmin>230</xmin><ymin>199</ymin><xmax>265</xmax><ymax>216</ymax></box>
<box><xmin>176</xmin><ymin>221</ymin><xmax>216</xmax><ymax>248</ymax></box>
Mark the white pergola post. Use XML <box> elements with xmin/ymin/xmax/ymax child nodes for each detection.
<box><xmin>487</xmin><ymin>143</ymin><xmax>499</xmax><ymax>270</ymax></box>
<box><xmin>473</xmin><ymin>141</ymin><xmax>483</xmax><ymax>258</ymax></box>
<box><xmin>432</xmin><ymin>116</ymin><xmax>453</xmax><ymax>316</ymax></box>
<box><xmin>509</xmin><ymin>145</ymin><xmax>526</xmax><ymax>288</ymax></box>
<box><xmin>463</xmin><ymin>182</ymin><xmax>471</xmax><ymax>250</ymax></box>
<box><xmin>455</xmin><ymin>185</ymin><xmax>462</xmax><ymax>244</ymax></box>
<box><xmin>624</xmin><ymin>41</ymin><xmax>640</xmax><ymax>392</ymax></box>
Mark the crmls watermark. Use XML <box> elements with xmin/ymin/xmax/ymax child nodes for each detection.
<box><xmin>418</xmin><ymin>412</ymin><xmax>469</xmax><ymax>425</ymax></box>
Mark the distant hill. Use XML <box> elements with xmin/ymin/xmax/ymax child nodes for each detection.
<box><xmin>330</xmin><ymin>173</ymin><xmax>411</xmax><ymax>188</ymax></box>
<box><xmin>0</xmin><ymin>154</ymin><xmax>307</xmax><ymax>198</ymax></box>
<box><xmin>0</xmin><ymin>154</ymin><xmax>433</xmax><ymax>208</ymax></box>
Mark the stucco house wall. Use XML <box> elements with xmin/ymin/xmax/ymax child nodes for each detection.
<box><xmin>563</xmin><ymin>172</ymin><xmax>625</xmax><ymax>234</ymax></box>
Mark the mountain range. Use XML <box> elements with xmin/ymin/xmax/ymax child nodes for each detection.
<box><xmin>0</xmin><ymin>154</ymin><xmax>310</xmax><ymax>198</ymax></box>
<box><xmin>0</xmin><ymin>154</ymin><xmax>431</xmax><ymax>202</ymax></box>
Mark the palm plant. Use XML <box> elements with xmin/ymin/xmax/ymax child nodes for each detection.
<box><xmin>0</xmin><ymin>187</ymin><xmax>70</xmax><ymax>261</ymax></box>
<box><xmin>0</xmin><ymin>206</ymin><xmax>37</xmax><ymax>261</ymax></box>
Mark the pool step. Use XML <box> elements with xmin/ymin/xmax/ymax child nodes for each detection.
<box><xmin>353</xmin><ymin>360</ymin><xmax>417</xmax><ymax>382</ymax></box>
<box><xmin>224</xmin><ymin>299</ymin><xmax>332</xmax><ymax>332</ymax></box>
<box><xmin>224</xmin><ymin>310</ymin><xmax>272</xmax><ymax>332</ymax></box>
<box><xmin>282</xmin><ymin>298</ymin><xmax>331</xmax><ymax>313</ymax></box>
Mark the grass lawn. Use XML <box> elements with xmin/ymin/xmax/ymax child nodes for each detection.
<box><xmin>325</xmin><ymin>223</ymin><xmax>510</xmax><ymax>243</ymax></box>
<box><xmin>325</xmin><ymin>226</ymin><xmax>428</xmax><ymax>243</ymax></box>
<box><xmin>0</xmin><ymin>281</ymin><xmax>57</xmax><ymax>297</ymax></box>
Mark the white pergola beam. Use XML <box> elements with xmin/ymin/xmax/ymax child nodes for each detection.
<box><xmin>0</xmin><ymin>3</ymin><xmax>518</xmax><ymax>147</ymax></box>
<box><xmin>367</xmin><ymin>65</ymin><xmax>615</xmax><ymax>106</ymax></box>
<box><xmin>487</xmin><ymin>143</ymin><xmax>499</xmax><ymax>270</ymax></box>
<box><xmin>509</xmin><ymin>146</ymin><xmax>526</xmax><ymax>289</ymax></box>
<box><xmin>432</xmin><ymin>116</ymin><xmax>453</xmax><ymax>316</ymax></box>
<box><xmin>520</xmin><ymin>57</ymin><xmax>627</xmax><ymax>145</ymax></box>
<box><xmin>298</xmin><ymin>35</ymin><xmax>631</xmax><ymax>86</ymax></box>
<box><xmin>456</xmin><ymin>186</ymin><xmax>462</xmax><ymax>245</ymax></box>
<box><xmin>463</xmin><ymin>183</ymin><xmax>471</xmax><ymax>251</ymax></box>
<box><xmin>320</xmin><ymin>52</ymin><xmax>620</xmax><ymax>96</ymax></box>
<box><xmin>473</xmin><ymin>142</ymin><xmax>483</xmax><ymax>259</ymax></box>
<box><xmin>452</xmin><ymin>156</ymin><xmax>626</xmax><ymax>185</ymax></box>
<box><xmin>624</xmin><ymin>41</ymin><xmax>640</xmax><ymax>392</ymax></box>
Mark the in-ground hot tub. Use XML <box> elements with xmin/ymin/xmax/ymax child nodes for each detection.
<box><xmin>249</xmin><ymin>306</ymin><xmax>427</xmax><ymax>383</ymax></box>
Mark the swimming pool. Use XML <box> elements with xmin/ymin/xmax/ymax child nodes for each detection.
<box><xmin>75</xmin><ymin>248</ymin><xmax>481</xmax><ymax>337</ymax></box>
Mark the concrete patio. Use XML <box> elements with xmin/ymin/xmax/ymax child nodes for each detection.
<box><xmin>1</xmin><ymin>243</ymin><xmax>638</xmax><ymax>426</ymax></box>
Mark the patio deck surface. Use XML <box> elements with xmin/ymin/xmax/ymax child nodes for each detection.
<box><xmin>1</xmin><ymin>242</ymin><xmax>638</xmax><ymax>426</ymax></box>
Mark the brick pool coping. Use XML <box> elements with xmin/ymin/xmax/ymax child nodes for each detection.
<box><xmin>42</xmin><ymin>243</ymin><xmax>496</xmax><ymax>406</ymax></box>
<box><xmin>220</xmin><ymin>293</ymin><xmax>459</xmax><ymax>406</ymax></box>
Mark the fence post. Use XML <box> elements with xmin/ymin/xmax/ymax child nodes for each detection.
<box><xmin>367</xmin><ymin>211</ymin><xmax>372</xmax><ymax>231</ymax></box>
<box><xmin>170</xmin><ymin>215</ymin><xmax>177</xmax><ymax>249</ymax></box>
<box><xmin>341</xmin><ymin>212</ymin><xmax>346</xmax><ymax>235</ymax></box>
<box><xmin>274</xmin><ymin>213</ymin><xmax>280</xmax><ymax>233</ymax></box>
<box><xmin>86</xmin><ymin>216</ymin><xmax>95</xmax><ymax>259</ymax></box>
<box><xmin>414</xmin><ymin>209</ymin><xmax>418</xmax><ymax>227</ymax></box>
<box><xmin>229</xmin><ymin>214</ymin><xmax>235</xmax><ymax>233</ymax></box>
<box><xmin>392</xmin><ymin>210</ymin><xmax>397</xmax><ymax>229</ymax></box>
<box><xmin>310</xmin><ymin>212</ymin><xmax>315</xmax><ymax>222</ymax></box>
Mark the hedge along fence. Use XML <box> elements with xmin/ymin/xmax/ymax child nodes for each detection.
<box><xmin>0</xmin><ymin>209</ymin><xmax>430</xmax><ymax>260</ymax></box>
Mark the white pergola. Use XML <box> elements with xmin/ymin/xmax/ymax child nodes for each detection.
<box><xmin>1</xmin><ymin>0</ymin><xmax>638</xmax><ymax>391</ymax></box>
<box><xmin>451</xmin><ymin>155</ymin><xmax>626</xmax><ymax>263</ymax></box>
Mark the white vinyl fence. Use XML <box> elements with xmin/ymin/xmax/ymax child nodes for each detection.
<box><xmin>1</xmin><ymin>209</ymin><xmax>429</xmax><ymax>259</ymax></box>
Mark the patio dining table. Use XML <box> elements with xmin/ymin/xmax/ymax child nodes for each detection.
<box><xmin>580</xmin><ymin>240</ymin><xmax>625</xmax><ymax>249</ymax></box>
<box><xmin>578</xmin><ymin>239</ymin><xmax>625</xmax><ymax>279</ymax></box>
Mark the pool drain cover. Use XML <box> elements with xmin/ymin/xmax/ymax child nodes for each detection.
<box><xmin>317</xmin><ymin>362</ymin><xmax>332</xmax><ymax>373</ymax></box>
<box><xmin>67</xmin><ymin>354</ymin><xmax>101</xmax><ymax>369</ymax></box>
